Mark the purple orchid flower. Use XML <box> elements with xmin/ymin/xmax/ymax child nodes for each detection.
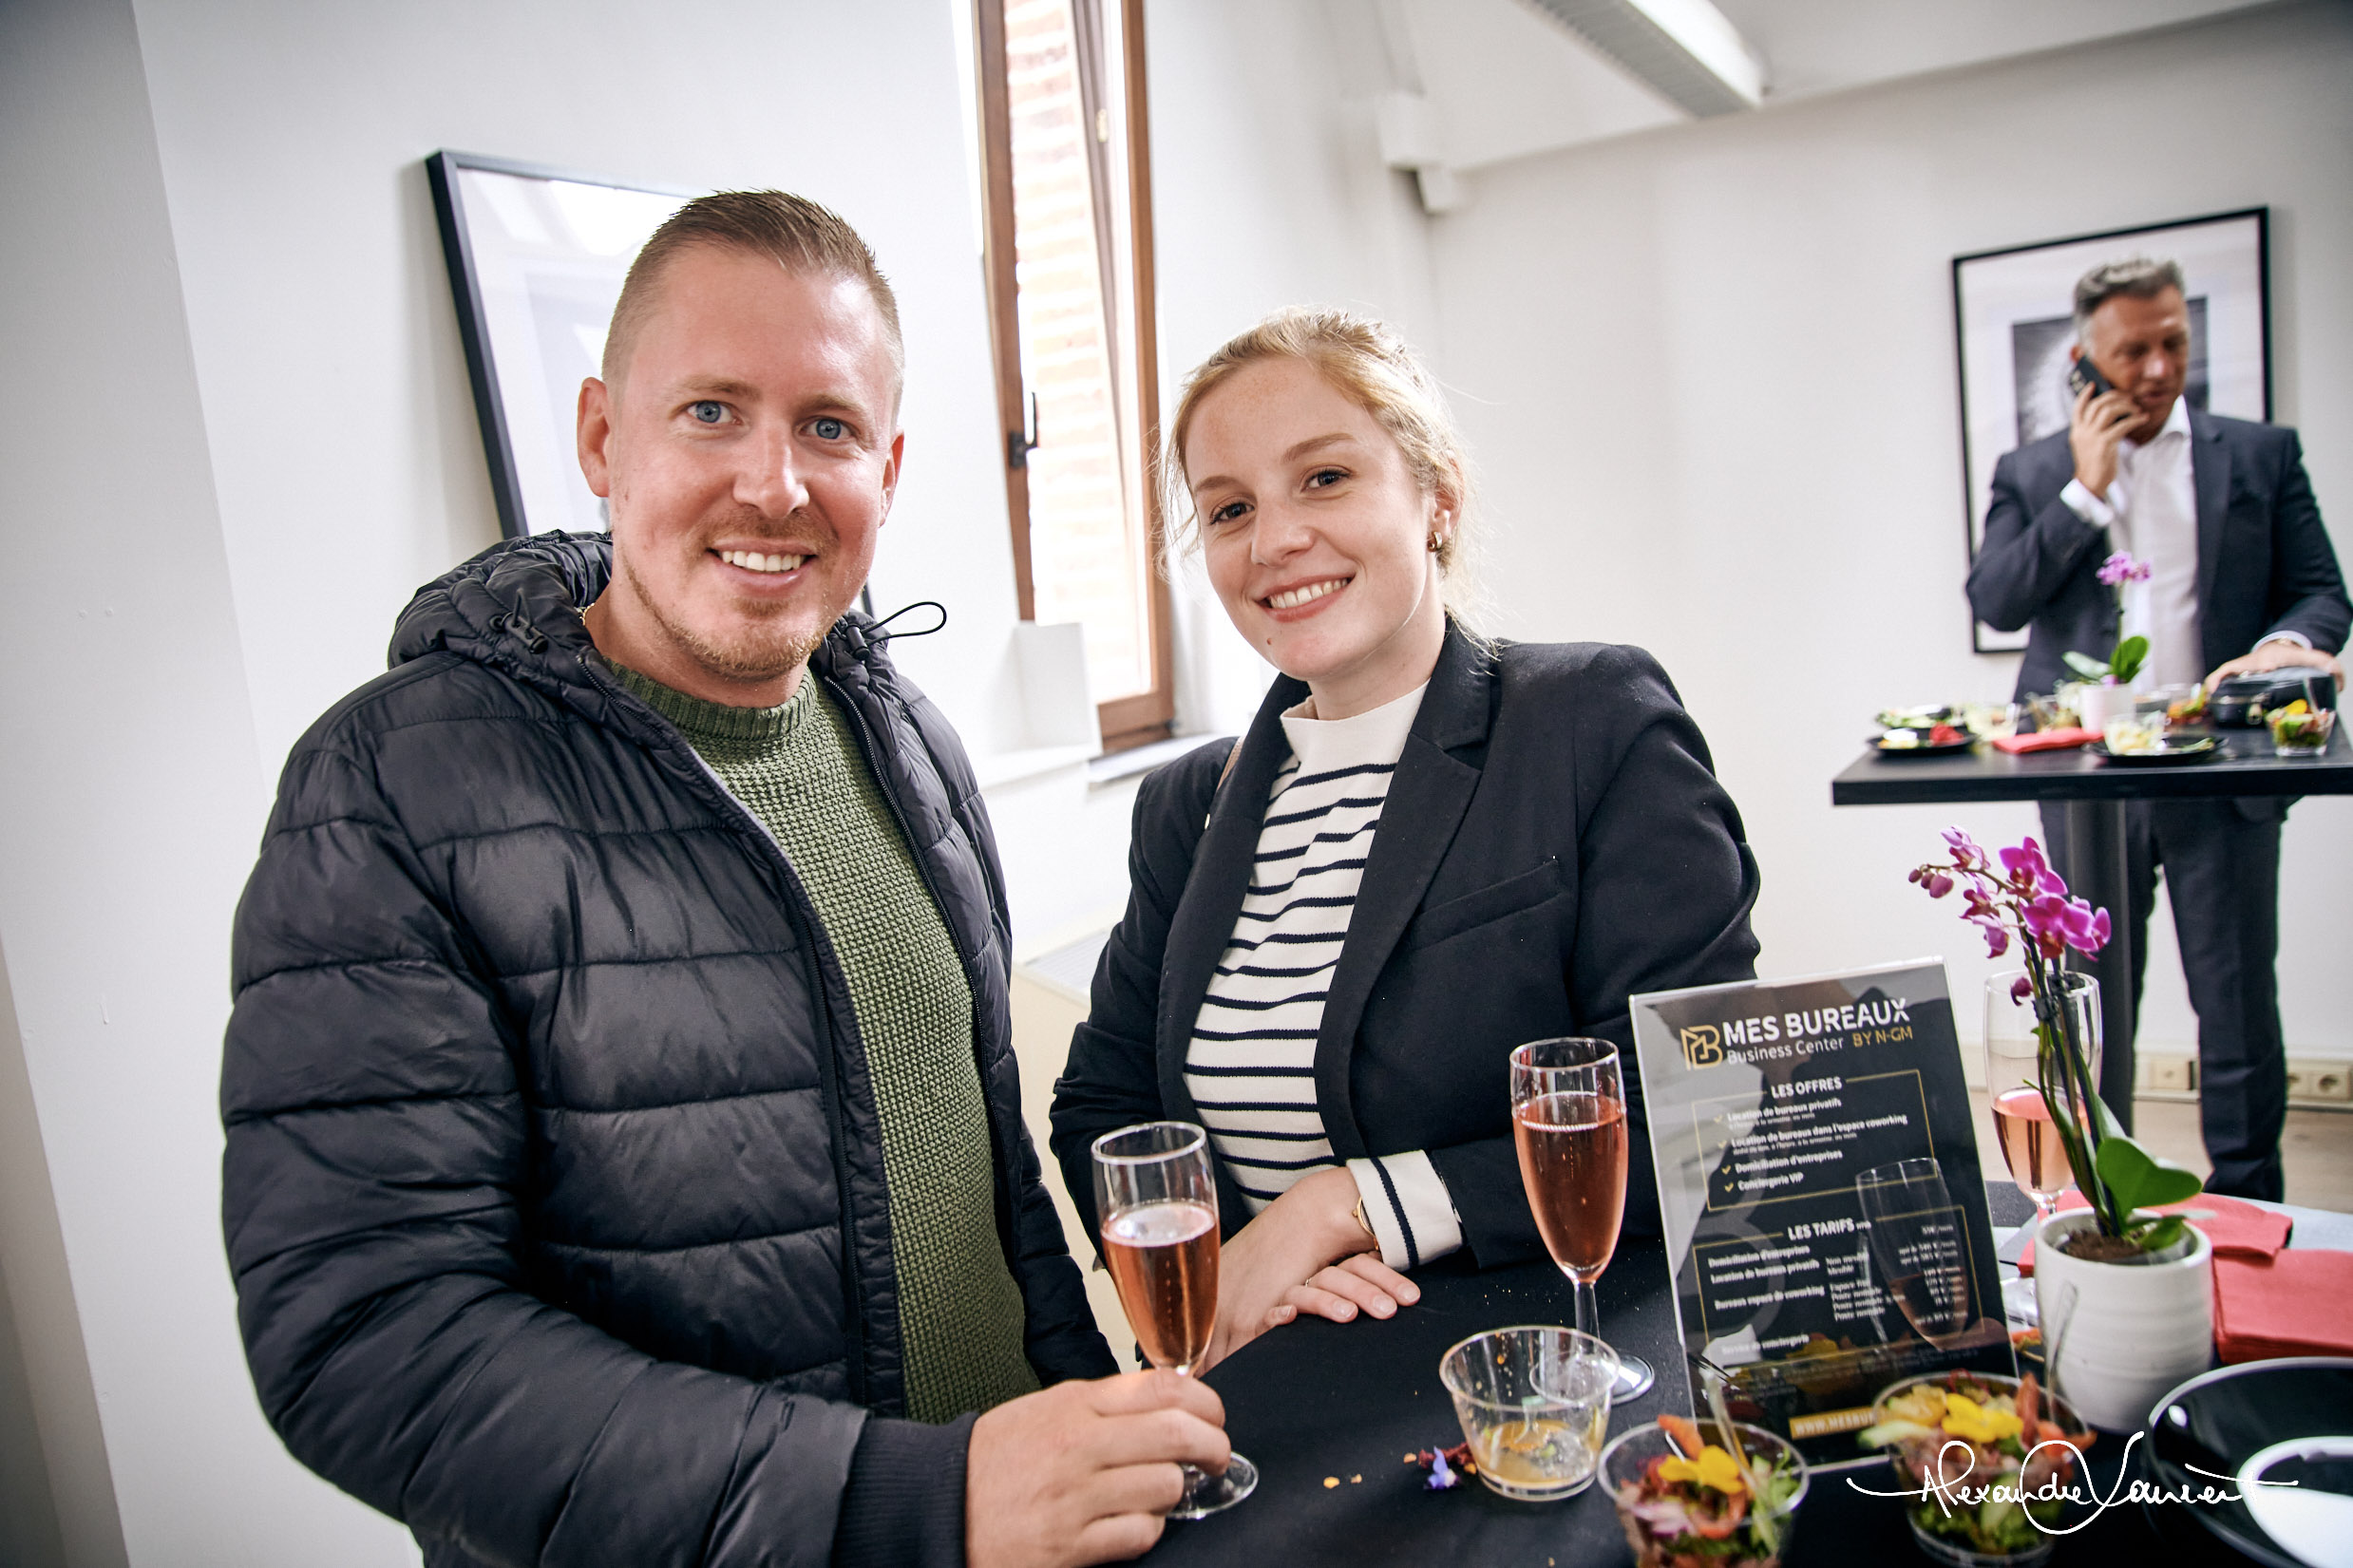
<box><xmin>1999</xmin><ymin>838</ymin><xmax>2066</xmax><ymax>897</ymax></box>
<box><xmin>1941</xmin><ymin>826</ymin><xmax>1989</xmax><ymax>871</ymax></box>
<box><xmin>2010</xmin><ymin>973</ymin><xmax>2034</xmax><ymax>1004</ymax></box>
<box><xmin>2023</xmin><ymin>892</ymin><xmax>2110</xmax><ymax>958</ymax></box>
<box><xmin>1907</xmin><ymin>866</ymin><xmax>1959</xmax><ymax>897</ymax></box>
<box><xmin>2097</xmin><ymin>551</ymin><xmax>2153</xmax><ymax>587</ymax></box>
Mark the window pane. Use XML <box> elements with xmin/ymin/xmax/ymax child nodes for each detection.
<box><xmin>1005</xmin><ymin>0</ymin><xmax>1152</xmax><ymax>705</ymax></box>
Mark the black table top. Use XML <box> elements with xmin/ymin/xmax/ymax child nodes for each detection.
<box><xmin>1830</xmin><ymin>726</ymin><xmax>2351</xmax><ymax>805</ymax></box>
<box><xmin>1145</xmin><ymin>1189</ymin><xmax>2260</xmax><ymax>1565</ymax></box>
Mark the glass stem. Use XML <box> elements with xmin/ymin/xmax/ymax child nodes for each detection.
<box><xmin>1572</xmin><ymin>1276</ymin><xmax>1600</xmax><ymax>1340</ymax></box>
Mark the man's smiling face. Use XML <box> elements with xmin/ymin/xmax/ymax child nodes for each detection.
<box><xmin>579</xmin><ymin>244</ymin><xmax>902</xmax><ymax>705</ymax></box>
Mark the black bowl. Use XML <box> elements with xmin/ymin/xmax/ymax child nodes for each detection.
<box><xmin>2144</xmin><ymin>1358</ymin><xmax>2353</xmax><ymax>1567</ymax></box>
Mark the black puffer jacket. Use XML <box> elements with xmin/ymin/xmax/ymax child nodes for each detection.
<box><xmin>222</xmin><ymin>533</ymin><xmax>1111</xmax><ymax>1568</ymax></box>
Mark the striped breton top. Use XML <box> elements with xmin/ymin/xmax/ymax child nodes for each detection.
<box><xmin>1184</xmin><ymin>682</ymin><xmax>1463</xmax><ymax>1272</ymax></box>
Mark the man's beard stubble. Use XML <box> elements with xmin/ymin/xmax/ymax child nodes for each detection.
<box><xmin>617</xmin><ymin>518</ymin><xmax>839</xmax><ymax>685</ymax></box>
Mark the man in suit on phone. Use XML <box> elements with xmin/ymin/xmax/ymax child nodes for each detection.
<box><xmin>1967</xmin><ymin>256</ymin><xmax>2349</xmax><ymax>1200</ymax></box>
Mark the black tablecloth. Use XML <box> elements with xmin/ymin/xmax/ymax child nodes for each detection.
<box><xmin>1140</xmin><ymin>1185</ymin><xmax>2258</xmax><ymax>1564</ymax></box>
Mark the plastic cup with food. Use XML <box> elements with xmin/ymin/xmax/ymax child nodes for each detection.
<box><xmin>1603</xmin><ymin>1414</ymin><xmax>1808</xmax><ymax>1568</ymax></box>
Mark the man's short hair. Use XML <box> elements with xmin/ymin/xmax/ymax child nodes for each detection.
<box><xmin>2073</xmin><ymin>256</ymin><xmax>2185</xmax><ymax>340</ymax></box>
<box><xmin>603</xmin><ymin>189</ymin><xmax>903</xmax><ymax>390</ymax></box>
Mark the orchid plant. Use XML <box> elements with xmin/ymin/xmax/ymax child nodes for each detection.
<box><xmin>1910</xmin><ymin>828</ymin><xmax>2202</xmax><ymax>1255</ymax></box>
<box><xmin>2064</xmin><ymin>554</ymin><xmax>2153</xmax><ymax>686</ymax></box>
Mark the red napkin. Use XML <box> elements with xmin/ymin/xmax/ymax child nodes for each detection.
<box><xmin>1993</xmin><ymin>727</ymin><xmax>2097</xmax><ymax>753</ymax></box>
<box><xmin>2016</xmin><ymin>1192</ymin><xmax>2292</xmax><ymax>1275</ymax></box>
<box><xmin>2214</xmin><ymin>1250</ymin><xmax>2353</xmax><ymax>1363</ymax></box>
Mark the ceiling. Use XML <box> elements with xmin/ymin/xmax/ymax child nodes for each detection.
<box><xmin>1384</xmin><ymin>0</ymin><xmax>2281</xmax><ymax>172</ymax></box>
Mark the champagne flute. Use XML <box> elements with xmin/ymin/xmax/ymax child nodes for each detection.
<box><xmin>1091</xmin><ymin>1121</ymin><xmax>1258</xmax><ymax>1518</ymax></box>
<box><xmin>1509</xmin><ymin>1038</ymin><xmax>1653</xmax><ymax>1402</ymax></box>
<box><xmin>1983</xmin><ymin>970</ymin><xmax>2103</xmax><ymax>1228</ymax></box>
<box><xmin>1856</xmin><ymin>1157</ymin><xmax>1971</xmax><ymax>1343</ymax></box>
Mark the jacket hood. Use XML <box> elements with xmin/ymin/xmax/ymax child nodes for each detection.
<box><xmin>389</xmin><ymin>530</ymin><xmax>896</xmax><ymax>711</ymax></box>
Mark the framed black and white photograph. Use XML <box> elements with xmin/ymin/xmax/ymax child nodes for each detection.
<box><xmin>1951</xmin><ymin>208</ymin><xmax>2270</xmax><ymax>652</ymax></box>
<box><xmin>427</xmin><ymin>151</ymin><xmax>698</xmax><ymax>538</ymax></box>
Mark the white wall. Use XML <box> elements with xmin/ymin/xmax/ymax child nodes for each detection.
<box><xmin>0</xmin><ymin>0</ymin><xmax>327</xmax><ymax>1561</ymax></box>
<box><xmin>129</xmin><ymin>0</ymin><xmax>1034</xmax><ymax>780</ymax></box>
<box><xmin>1433</xmin><ymin>0</ymin><xmax>2353</xmax><ymax>1059</ymax></box>
<box><xmin>1148</xmin><ymin>0</ymin><xmax>1442</xmax><ymax>744</ymax></box>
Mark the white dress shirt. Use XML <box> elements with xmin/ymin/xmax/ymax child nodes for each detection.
<box><xmin>2059</xmin><ymin>398</ymin><xmax>2306</xmax><ymax>687</ymax></box>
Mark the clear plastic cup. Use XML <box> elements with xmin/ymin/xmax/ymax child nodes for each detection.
<box><xmin>1437</xmin><ymin>1326</ymin><xmax>1617</xmax><ymax>1501</ymax></box>
<box><xmin>2269</xmin><ymin>702</ymin><xmax>2335</xmax><ymax>757</ymax></box>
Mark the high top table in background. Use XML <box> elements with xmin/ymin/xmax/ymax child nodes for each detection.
<box><xmin>1828</xmin><ymin>727</ymin><xmax>2352</xmax><ymax>1127</ymax></box>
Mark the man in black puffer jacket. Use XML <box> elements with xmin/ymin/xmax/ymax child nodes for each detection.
<box><xmin>222</xmin><ymin>193</ymin><xmax>1224</xmax><ymax>1568</ymax></box>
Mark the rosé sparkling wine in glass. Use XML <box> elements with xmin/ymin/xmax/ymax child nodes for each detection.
<box><xmin>1100</xmin><ymin>1200</ymin><xmax>1218</xmax><ymax>1372</ymax></box>
<box><xmin>1091</xmin><ymin>1122</ymin><xmax>1257</xmax><ymax>1518</ymax></box>
<box><xmin>1981</xmin><ymin>970</ymin><xmax>2101</xmax><ymax>1227</ymax></box>
<box><xmin>1511</xmin><ymin>1091</ymin><xmax>1629</xmax><ymax>1276</ymax></box>
<box><xmin>1989</xmin><ymin>1086</ymin><xmax>2073</xmax><ymax>1204</ymax></box>
<box><xmin>1509</xmin><ymin>1038</ymin><xmax>1653</xmax><ymax>1403</ymax></box>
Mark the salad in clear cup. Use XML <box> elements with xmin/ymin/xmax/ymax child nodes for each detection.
<box><xmin>1602</xmin><ymin>1414</ymin><xmax>1808</xmax><ymax>1568</ymax></box>
<box><xmin>2268</xmin><ymin>698</ymin><xmax>2335</xmax><ymax>756</ymax></box>
<box><xmin>1858</xmin><ymin>1370</ymin><xmax>2093</xmax><ymax>1567</ymax></box>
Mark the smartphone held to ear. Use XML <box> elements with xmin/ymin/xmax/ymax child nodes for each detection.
<box><xmin>2067</xmin><ymin>352</ymin><xmax>2115</xmax><ymax>401</ymax></box>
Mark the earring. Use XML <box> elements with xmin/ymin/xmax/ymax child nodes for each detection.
<box><xmin>1428</xmin><ymin>530</ymin><xmax>1445</xmax><ymax>553</ymax></box>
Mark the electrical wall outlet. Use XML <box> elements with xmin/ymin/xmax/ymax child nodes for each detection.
<box><xmin>2287</xmin><ymin>1059</ymin><xmax>2352</xmax><ymax>1104</ymax></box>
<box><xmin>2140</xmin><ymin>1055</ymin><xmax>2197</xmax><ymax>1093</ymax></box>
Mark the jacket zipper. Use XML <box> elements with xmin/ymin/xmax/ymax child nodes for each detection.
<box><xmin>574</xmin><ymin>654</ymin><xmax>878</xmax><ymax>1407</ymax></box>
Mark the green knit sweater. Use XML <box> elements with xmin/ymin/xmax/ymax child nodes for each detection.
<box><xmin>614</xmin><ymin>663</ymin><xmax>1038</xmax><ymax>1423</ymax></box>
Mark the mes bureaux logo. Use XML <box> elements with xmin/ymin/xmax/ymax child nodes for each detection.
<box><xmin>1680</xmin><ymin>1025</ymin><xmax>1725</xmax><ymax>1069</ymax></box>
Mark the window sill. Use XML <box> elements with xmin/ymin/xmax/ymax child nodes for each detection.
<box><xmin>1086</xmin><ymin>733</ymin><xmax>1212</xmax><ymax>787</ymax></box>
<box><xmin>972</xmin><ymin>744</ymin><xmax>1096</xmax><ymax>791</ymax></box>
<box><xmin>970</xmin><ymin>733</ymin><xmax>1214</xmax><ymax>793</ymax></box>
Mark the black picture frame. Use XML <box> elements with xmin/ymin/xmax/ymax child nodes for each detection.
<box><xmin>427</xmin><ymin>151</ymin><xmax>699</xmax><ymax>538</ymax></box>
<box><xmin>1950</xmin><ymin>208</ymin><xmax>2270</xmax><ymax>653</ymax></box>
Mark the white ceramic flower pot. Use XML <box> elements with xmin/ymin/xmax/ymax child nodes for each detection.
<box><xmin>2075</xmin><ymin>683</ymin><xmax>2135</xmax><ymax>734</ymax></box>
<box><xmin>2033</xmin><ymin>1210</ymin><xmax>2211</xmax><ymax>1431</ymax></box>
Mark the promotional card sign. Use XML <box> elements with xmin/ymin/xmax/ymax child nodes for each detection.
<box><xmin>1630</xmin><ymin>960</ymin><xmax>2013</xmax><ymax>1470</ymax></box>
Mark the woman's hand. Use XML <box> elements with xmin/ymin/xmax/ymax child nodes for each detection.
<box><xmin>1203</xmin><ymin>1167</ymin><xmax>1420</xmax><ymax>1370</ymax></box>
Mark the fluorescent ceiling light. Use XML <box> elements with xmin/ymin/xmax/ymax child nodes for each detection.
<box><xmin>1524</xmin><ymin>0</ymin><xmax>1765</xmax><ymax>116</ymax></box>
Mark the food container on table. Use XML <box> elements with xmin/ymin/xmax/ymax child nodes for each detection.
<box><xmin>1437</xmin><ymin>1325</ymin><xmax>1616</xmax><ymax>1502</ymax></box>
<box><xmin>2268</xmin><ymin>702</ymin><xmax>2335</xmax><ymax>757</ymax></box>
<box><xmin>2145</xmin><ymin>684</ymin><xmax>2204</xmax><ymax>730</ymax></box>
<box><xmin>1860</xmin><ymin>1370</ymin><xmax>2092</xmax><ymax>1567</ymax></box>
<box><xmin>1601</xmin><ymin>1416</ymin><xmax>1809</xmax><ymax>1568</ymax></box>
<box><xmin>2028</xmin><ymin>690</ymin><xmax>2081</xmax><ymax>734</ymax></box>
<box><xmin>2211</xmin><ymin>669</ymin><xmax>2337</xmax><ymax>728</ymax></box>
<box><xmin>2102</xmin><ymin>713</ymin><xmax>2164</xmax><ymax>755</ymax></box>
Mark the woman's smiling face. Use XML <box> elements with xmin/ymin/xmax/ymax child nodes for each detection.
<box><xmin>1185</xmin><ymin>357</ymin><xmax>1452</xmax><ymax>719</ymax></box>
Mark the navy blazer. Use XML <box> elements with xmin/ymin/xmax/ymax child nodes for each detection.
<box><xmin>1965</xmin><ymin>408</ymin><xmax>2348</xmax><ymax>701</ymax></box>
<box><xmin>1049</xmin><ymin>625</ymin><xmax>1762</xmax><ymax>1268</ymax></box>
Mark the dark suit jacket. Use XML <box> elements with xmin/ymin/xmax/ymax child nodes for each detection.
<box><xmin>1048</xmin><ymin>625</ymin><xmax>1761</xmax><ymax>1268</ymax></box>
<box><xmin>1965</xmin><ymin>408</ymin><xmax>2348</xmax><ymax>701</ymax></box>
